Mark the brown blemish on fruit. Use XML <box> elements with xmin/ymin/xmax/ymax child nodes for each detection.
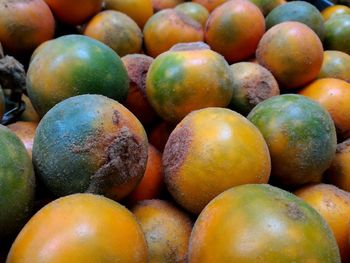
<box><xmin>286</xmin><ymin>202</ymin><xmax>305</xmax><ymax>221</ymax></box>
<box><xmin>112</xmin><ymin>110</ymin><xmax>120</xmax><ymax>125</ymax></box>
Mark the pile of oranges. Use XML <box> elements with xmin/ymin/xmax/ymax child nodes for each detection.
<box><xmin>1</xmin><ymin>0</ymin><xmax>350</xmax><ymax>262</ymax></box>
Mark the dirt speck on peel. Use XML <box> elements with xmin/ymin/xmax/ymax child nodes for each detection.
<box><xmin>286</xmin><ymin>202</ymin><xmax>305</xmax><ymax>221</ymax></box>
<box><xmin>112</xmin><ymin>110</ymin><xmax>120</xmax><ymax>125</ymax></box>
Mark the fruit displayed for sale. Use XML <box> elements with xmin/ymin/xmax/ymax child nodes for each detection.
<box><xmin>318</xmin><ymin>50</ymin><xmax>350</xmax><ymax>83</ymax></box>
<box><xmin>205</xmin><ymin>0</ymin><xmax>265</xmax><ymax>63</ymax></box>
<box><xmin>148</xmin><ymin>121</ymin><xmax>175</xmax><ymax>152</ymax></box>
<box><xmin>189</xmin><ymin>184</ymin><xmax>341</xmax><ymax>262</ymax></box>
<box><xmin>6</xmin><ymin>194</ymin><xmax>148</xmax><ymax>263</ymax></box>
<box><xmin>324</xmin><ymin>15</ymin><xmax>350</xmax><ymax>55</ymax></box>
<box><xmin>248</xmin><ymin>94</ymin><xmax>337</xmax><ymax>187</ymax></box>
<box><xmin>192</xmin><ymin>0</ymin><xmax>226</xmax><ymax>12</ymax></box>
<box><xmin>322</xmin><ymin>5</ymin><xmax>350</xmax><ymax>21</ymax></box>
<box><xmin>132</xmin><ymin>199</ymin><xmax>192</xmax><ymax>263</ymax></box>
<box><xmin>32</xmin><ymin>95</ymin><xmax>148</xmax><ymax>200</ymax></box>
<box><xmin>7</xmin><ymin>122</ymin><xmax>38</xmax><ymax>158</ymax></box>
<box><xmin>27</xmin><ymin>35</ymin><xmax>129</xmax><ymax>116</ymax></box>
<box><xmin>0</xmin><ymin>125</ymin><xmax>35</xmax><ymax>240</ymax></box>
<box><xmin>163</xmin><ymin>107</ymin><xmax>271</xmax><ymax>214</ymax></box>
<box><xmin>174</xmin><ymin>2</ymin><xmax>209</xmax><ymax>28</ymax></box>
<box><xmin>152</xmin><ymin>0</ymin><xmax>185</xmax><ymax>12</ymax></box>
<box><xmin>19</xmin><ymin>96</ymin><xmax>40</xmax><ymax>123</ymax></box>
<box><xmin>248</xmin><ymin>0</ymin><xmax>284</xmax><ymax>16</ymax></box>
<box><xmin>146</xmin><ymin>46</ymin><xmax>233</xmax><ymax>123</ymax></box>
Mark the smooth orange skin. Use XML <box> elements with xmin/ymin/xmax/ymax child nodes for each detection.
<box><xmin>148</xmin><ymin>122</ymin><xmax>175</xmax><ymax>152</ymax></box>
<box><xmin>127</xmin><ymin>145</ymin><xmax>164</xmax><ymax>204</ymax></box>
<box><xmin>192</xmin><ymin>0</ymin><xmax>227</xmax><ymax>12</ymax></box>
<box><xmin>318</xmin><ymin>50</ymin><xmax>350</xmax><ymax>83</ymax></box>
<box><xmin>299</xmin><ymin>78</ymin><xmax>350</xmax><ymax>139</ymax></box>
<box><xmin>104</xmin><ymin>0</ymin><xmax>153</xmax><ymax>28</ymax></box>
<box><xmin>0</xmin><ymin>0</ymin><xmax>55</xmax><ymax>55</ymax></box>
<box><xmin>163</xmin><ymin>107</ymin><xmax>271</xmax><ymax>214</ymax></box>
<box><xmin>84</xmin><ymin>10</ymin><xmax>143</xmax><ymax>57</ymax></box>
<box><xmin>7</xmin><ymin>122</ymin><xmax>38</xmax><ymax>158</ymax></box>
<box><xmin>132</xmin><ymin>200</ymin><xmax>192</xmax><ymax>263</ymax></box>
<box><xmin>325</xmin><ymin>140</ymin><xmax>350</xmax><ymax>192</ymax></box>
<box><xmin>7</xmin><ymin>194</ymin><xmax>148</xmax><ymax>263</ymax></box>
<box><xmin>143</xmin><ymin>9</ymin><xmax>204</xmax><ymax>57</ymax></box>
<box><xmin>256</xmin><ymin>21</ymin><xmax>324</xmax><ymax>89</ymax></box>
<box><xmin>205</xmin><ymin>0</ymin><xmax>265</xmax><ymax>63</ymax></box>
<box><xmin>295</xmin><ymin>184</ymin><xmax>350</xmax><ymax>263</ymax></box>
<box><xmin>152</xmin><ymin>0</ymin><xmax>185</xmax><ymax>12</ymax></box>
<box><xmin>44</xmin><ymin>0</ymin><xmax>102</xmax><ymax>25</ymax></box>
<box><xmin>322</xmin><ymin>5</ymin><xmax>350</xmax><ymax>21</ymax></box>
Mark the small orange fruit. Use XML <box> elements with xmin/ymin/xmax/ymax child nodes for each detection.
<box><xmin>318</xmin><ymin>50</ymin><xmax>350</xmax><ymax>83</ymax></box>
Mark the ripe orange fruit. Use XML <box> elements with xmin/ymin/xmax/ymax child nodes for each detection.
<box><xmin>148</xmin><ymin>121</ymin><xmax>175</xmax><ymax>152</ymax></box>
<box><xmin>318</xmin><ymin>50</ymin><xmax>350</xmax><ymax>83</ymax></box>
<box><xmin>7</xmin><ymin>122</ymin><xmax>38</xmax><ymax>158</ymax></box>
<box><xmin>152</xmin><ymin>0</ymin><xmax>185</xmax><ymax>12</ymax></box>
<box><xmin>192</xmin><ymin>0</ymin><xmax>226</xmax><ymax>12</ymax></box>
<box><xmin>205</xmin><ymin>0</ymin><xmax>265</xmax><ymax>63</ymax></box>
<box><xmin>175</xmin><ymin>2</ymin><xmax>209</xmax><ymax>28</ymax></box>
<box><xmin>322</xmin><ymin>5</ymin><xmax>350</xmax><ymax>21</ymax></box>
<box><xmin>324</xmin><ymin>15</ymin><xmax>350</xmax><ymax>55</ymax></box>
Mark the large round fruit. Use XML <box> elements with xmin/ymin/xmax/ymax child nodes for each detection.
<box><xmin>143</xmin><ymin>9</ymin><xmax>203</xmax><ymax>57</ymax></box>
<box><xmin>322</xmin><ymin>5</ymin><xmax>350</xmax><ymax>21</ymax></box>
<box><xmin>247</xmin><ymin>94</ymin><xmax>337</xmax><ymax>187</ymax></box>
<box><xmin>84</xmin><ymin>10</ymin><xmax>143</xmax><ymax>57</ymax></box>
<box><xmin>188</xmin><ymin>184</ymin><xmax>341</xmax><ymax>262</ymax></box>
<box><xmin>192</xmin><ymin>0</ymin><xmax>226</xmax><ymax>12</ymax></box>
<box><xmin>104</xmin><ymin>0</ymin><xmax>153</xmax><ymax>28</ymax></box>
<box><xmin>205</xmin><ymin>0</ymin><xmax>265</xmax><ymax>63</ymax></box>
<box><xmin>131</xmin><ymin>200</ymin><xmax>192</xmax><ymax>262</ymax></box>
<box><xmin>324</xmin><ymin>15</ymin><xmax>350</xmax><ymax>55</ymax></box>
<box><xmin>0</xmin><ymin>125</ymin><xmax>35</xmax><ymax>239</ymax></box>
<box><xmin>174</xmin><ymin>2</ymin><xmax>209</xmax><ymax>28</ymax></box>
<box><xmin>32</xmin><ymin>95</ymin><xmax>148</xmax><ymax>200</ymax></box>
<box><xmin>163</xmin><ymin>107</ymin><xmax>271</xmax><ymax>214</ymax></box>
<box><xmin>299</xmin><ymin>78</ymin><xmax>350</xmax><ymax>139</ymax></box>
<box><xmin>265</xmin><ymin>1</ymin><xmax>325</xmax><ymax>40</ymax></box>
<box><xmin>7</xmin><ymin>194</ymin><xmax>148</xmax><ymax>263</ymax></box>
<box><xmin>44</xmin><ymin>0</ymin><xmax>102</xmax><ymax>25</ymax></box>
<box><xmin>146</xmin><ymin>47</ymin><xmax>233</xmax><ymax>123</ymax></box>
<box><xmin>318</xmin><ymin>50</ymin><xmax>350</xmax><ymax>83</ymax></box>
<box><xmin>7</xmin><ymin>122</ymin><xmax>38</xmax><ymax>158</ymax></box>
<box><xmin>256</xmin><ymin>22</ymin><xmax>323</xmax><ymax>89</ymax></box>
<box><xmin>0</xmin><ymin>0</ymin><xmax>55</xmax><ymax>55</ymax></box>
<box><xmin>295</xmin><ymin>184</ymin><xmax>350</xmax><ymax>263</ymax></box>
<box><xmin>27</xmin><ymin>35</ymin><xmax>129</xmax><ymax>117</ymax></box>
<box><xmin>0</xmin><ymin>88</ymin><xmax>4</xmax><ymax>121</ymax></box>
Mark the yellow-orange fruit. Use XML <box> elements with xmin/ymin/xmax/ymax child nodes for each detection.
<box><xmin>175</xmin><ymin>2</ymin><xmax>209</xmax><ymax>28</ymax></box>
<box><xmin>318</xmin><ymin>50</ymin><xmax>350</xmax><ymax>83</ymax></box>
<box><xmin>19</xmin><ymin>95</ymin><xmax>40</xmax><ymax>123</ymax></box>
<box><xmin>131</xmin><ymin>199</ymin><xmax>192</xmax><ymax>263</ymax></box>
<box><xmin>7</xmin><ymin>122</ymin><xmax>38</xmax><ymax>158</ymax></box>
<box><xmin>322</xmin><ymin>5</ymin><xmax>350</xmax><ymax>21</ymax></box>
<box><xmin>163</xmin><ymin>107</ymin><xmax>271</xmax><ymax>214</ymax></box>
<box><xmin>295</xmin><ymin>184</ymin><xmax>350</xmax><ymax>263</ymax></box>
<box><xmin>152</xmin><ymin>0</ymin><xmax>185</xmax><ymax>12</ymax></box>
<box><xmin>192</xmin><ymin>0</ymin><xmax>226</xmax><ymax>12</ymax></box>
<box><xmin>148</xmin><ymin>121</ymin><xmax>175</xmax><ymax>152</ymax></box>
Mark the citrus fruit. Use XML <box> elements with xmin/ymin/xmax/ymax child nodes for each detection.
<box><xmin>322</xmin><ymin>5</ymin><xmax>350</xmax><ymax>21</ymax></box>
<box><xmin>7</xmin><ymin>122</ymin><xmax>38</xmax><ymax>158</ymax></box>
<box><xmin>175</xmin><ymin>2</ymin><xmax>209</xmax><ymax>28</ymax></box>
<box><xmin>324</xmin><ymin>15</ymin><xmax>350</xmax><ymax>55</ymax></box>
<box><xmin>318</xmin><ymin>50</ymin><xmax>350</xmax><ymax>83</ymax></box>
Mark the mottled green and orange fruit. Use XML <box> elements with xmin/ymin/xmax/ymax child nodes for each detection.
<box><xmin>8</xmin><ymin>122</ymin><xmax>38</xmax><ymax>158</ymax></box>
<box><xmin>324</xmin><ymin>15</ymin><xmax>350</xmax><ymax>55</ymax></box>
<box><xmin>146</xmin><ymin>46</ymin><xmax>233</xmax><ymax>123</ymax></box>
<box><xmin>318</xmin><ymin>51</ymin><xmax>350</xmax><ymax>83</ymax></box>
<box><xmin>295</xmin><ymin>184</ymin><xmax>350</xmax><ymax>263</ymax></box>
<box><xmin>248</xmin><ymin>0</ymin><xmax>284</xmax><ymax>16</ymax></box>
<box><xmin>27</xmin><ymin>35</ymin><xmax>129</xmax><ymax>117</ymax></box>
<box><xmin>247</xmin><ymin>94</ymin><xmax>337</xmax><ymax>187</ymax></box>
<box><xmin>0</xmin><ymin>0</ymin><xmax>54</xmax><ymax>55</ymax></box>
<box><xmin>256</xmin><ymin>22</ymin><xmax>323</xmax><ymax>89</ymax></box>
<box><xmin>84</xmin><ymin>10</ymin><xmax>142</xmax><ymax>57</ymax></box>
<box><xmin>148</xmin><ymin>121</ymin><xmax>175</xmax><ymax>152</ymax></box>
<box><xmin>121</xmin><ymin>54</ymin><xmax>158</xmax><ymax>126</ymax></box>
<box><xmin>265</xmin><ymin>1</ymin><xmax>325</xmax><ymax>40</ymax></box>
<box><xmin>104</xmin><ymin>0</ymin><xmax>153</xmax><ymax>28</ymax></box>
<box><xmin>0</xmin><ymin>125</ymin><xmax>35</xmax><ymax>240</ymax></box>
<box><xmin>325</xmin><ymin>139</ymin><xmax>350</xmax><ymax>192</ymax></box>
<box><xmin>175</xmin><ymin>2</ymin><xmax>209</xmax><ymax>28</ymax></box>
<box><xmin>322</xmin><ymin>5</ymin><xmax>350</xmax><ymax>21</ymax></box>
<box><xmin>192</xmin><ymin>0</ymin><xmax>226</xmax><ymax>12</ymax></box>
<box><xmin>132</xmin><ymin>199</ymin><xmax>192</xmax><ymax>263</ymax></box>
<box><xmin>7</xmin><ymin>194</ymin><xmax>148</xmax><ymax>263</ymax></box>
<box><xmin>127</xmin><ymin>145</ymin><xmax>164</xmax><ymax>204</ymax></box>
<box><xmin>163</xmin><ymin>107</ymin><xmax>271</xmax><ymax>214</ymax></box>
<box><xmin>152</xmin><ymin>0</ymin><xmax>184</xmax><ymax>12</ymax></box>
<box><xmin>299</xmin><ymin>78</ymin><xmax>350</xmax><ymax>139</ymax></box>
<box><xmin>143</xmin><ymin>9</ymin><xmax>204</xmax><ymax>57</ymax></box>
<box><xmin>33</xmin><ymin>95</ymin><xmax>148</xmax><ymax>201</ymax></box>
<box><xmin>0</xmin><ymin>88</ymin><xmax>4</xmax><ymax>121</ymax></box>
<box><xmin>205</xmin><ymin>0</ymin><xmax>265</xmax><ymax>63</ymax></box>
<box><xmin>229</xmin><ymin>62</ymin><xmax>280</xmax><ymax>116</ymax></box>
<box><xmin>19</xmin><ymin>95</ymin><xmax>41</xmax><ymax>123</ymax></box>
<box><xmin>189</xmin><ymin>184</ymin><xmax>341</xmax><ymax>262</ymax></box>
<box><xmin>44</xmin><ymin>0</ymin><xmax>102</xmax><ymax>25</ymax></box>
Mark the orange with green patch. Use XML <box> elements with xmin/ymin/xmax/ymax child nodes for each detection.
<box><xmin>248</xmin><ymin>0</ymin><xmax>284</xmax><ymax>16</ymax></box>
<box><xmin>27</xmin><ymin>35</ymin><xmax>129</xmax><ymax>117</ymax></box>
<box><xmin>247</xmin><ymin>94</ymin><xmax>337</xmax><ymax>187</ymax></box>
<box><xmin>8</xmin><ymin>122</ymin><xmax>38</xmax><ymax>158</ymax></box>
<box><xmin>146</xmin><ymin>48</ymin><xmax>233</xmax><ymax>123</ymax></box>
<box><xmin>84</xmin><ymin>10</ymin><xmax>143</xmax><ymax>57</ymax></box>
<box><xmin>33</xmin><ymin>95</ymin><xmax>148</xmax><ymax>201</ymax></box>
<box><xmin>175</xmin><ymin>2</ymin><xmax>209</xmax><ymax>28</ymax></box>
<box><xmin>163</xmin><ymin>107</ymin><xmax>271</xmax><ymax>214</ymax></box>
<box><xmin>299</xmin><ymin>78</ymin><xmax>350</xmax><ymax>140</ymax></box>
<box><xmin>7</xmin><ymin>194</ymin><xmax>148</xmax><ymax>263</ymax></box>
<box><xmin>143</xmin><ymin>9</ymin><xmax>204</xmax><ymax>57</ymax></box>
<box><xmin>104</xmin><ymin>0</ymin><xmax>153</xmax><ymax>28</ymax></box>
<box><xmin>256</xmin><ymin>22</ymin><xmax>323</xmax><ymax>89</ymax></box>
<box><xmin>131</xmin><ymin>199</ymin><xmax>192</xmax><ymax>263</ymax></box>
<box><xmin>318</xmin><ymin>51</ymin><xmax>350</xmax><ymax>83</ymax></box>
<box><xmin>205</xmin><ymin>0</ymin><xmax>265</xmax><ymax>63</ymax></box>
<box><xmin>192</xmin><ymin>0</ymin><xmax>226</xmax><ymax>12</ymax></box>
<box><xmin>189</xmin><ymin>184</ymin><xmax>341</xmax><ymax>262</ymax></box>
<box><xmin>0</xmin><ymin>0</ymin><xmax>55</xmax><ymax>55</ymax></box>
<box><xmin>322</xmin><ymin>5</ymin><xmax>350</xmax><ymax>21</ymax></box>
<box><xmin>324</xmin><ymin>15</ymin><xmax>350</xmax><ymax>55</ymax></box>
<box><xmin>295</xmin><ymin>184</ymin><xmax>350</xmax><ymax>263</ymax></box>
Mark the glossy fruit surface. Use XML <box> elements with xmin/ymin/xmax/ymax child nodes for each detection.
<box><xmin>175</xmin><ymin>2</ymin><xmax>209</xmax><ymax>28</ymax></box>
<box><xmin>322</xmin><ymin>5</ymin><xmax>350</xmax><ymax>21</ymax></box>
<box><xmin>318</xmin><ymin>51</ymin><xmax>350</xmax><ymax>83</ymax></box>
<box><xmin>324</xmin><ymin>15</ymin><xmax>350</xmax><ymax>55</ymax></box>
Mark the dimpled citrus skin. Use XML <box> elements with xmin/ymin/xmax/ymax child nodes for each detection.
<box><xmin>163</xmin><ymin>107</ymin><xmax>271</xmax><ymax>214</ymax></box>
<box><xmin>7</xmin><ymin>194</ymin><xmax>148</xmax><ymax>263</ymax></box>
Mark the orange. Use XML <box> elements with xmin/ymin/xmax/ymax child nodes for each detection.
<box><xmin>7</xmin><ymin>122</ymin><xmax>38</xmax><ymax>158</ymax></box>
<box><xmin>192</xmin><ymin>0</ymin><xmax>226</xmax><ymax>12</ymax></box>
<box><xmin>152</xmin><ymin>0</ymin><xmax>185</xmax><ymax>12</ymax></box>
<box><xmin>175</xmin><ymin>2</ymin><xmax>209</xmax><ymax>28</ymax></box>
<box><xmin>322</xmin><ymin>5</ymin><xmax>350</xmax><ymax>21</ymax></box>
<box><xmin>318</xmin><ymin>50</ymin><xmax>350</xmax><ymax>83</ymax></box>
<box><xmin>148</xmin><ymin>121</ymin><xmax>175</xmax><ymax>152</ymax></box>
